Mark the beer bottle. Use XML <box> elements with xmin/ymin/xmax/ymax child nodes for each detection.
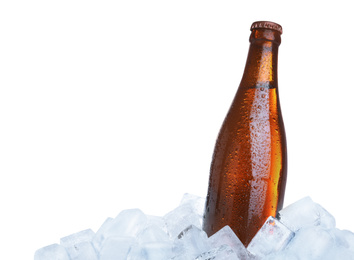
<box><xmin>203</xmin><ymin>21</ymin><xmax>287</xmax><ymax>247</ymax></box>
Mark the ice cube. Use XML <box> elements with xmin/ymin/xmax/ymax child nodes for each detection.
<box><xmin>286</xmin><ymin>226</ymin><xmax>336</xmax><ymax>259</ymax></box>
<box><xmin>173</xmin><ymin>225</ymin><xmax>209</xmax><ymax>257</ymax></box>
<box><xmin>321</xmin><ymin>247</ymin><xmax>354</xmax><ymax>260</ymax></box>
<box><xmin>164</xmin><ymin>203</ymin><xmax>202</xmax><ymax>238</ymax></box>
<box><xmin>332</xmin><ymin>228</ymin><xmax>354</xmax><ymax>251</ymax></box>
<box><xmin>128</xmin><ymin>241</ymin><xmax>174</xmax><ymax>260</ymax></box>
<box><xmin>277</xmin><ymin>196</ymin><xmax>335</xmax><ymax>232</ymax></box>
<box><xmin>208</xmin><ymin>225</ymin><xmax>253</xmax><ymax>259</ymax></box>
<box><xmin>169</xmin><ymin>252</ymin><xmax>195</xmax><ymax>260</ymax></box>
<box><xmin>141</xmin><ymin>242</ymin><xmax>174</xmax><ymax>259</ymax></box>
<box><xmin>179</xmin><ymin>193</ymin><xmax>205</xmax><ymax>217</ymax></box>
<box><xmin>195</xmin><ymin>244</ymin><xmax>240</xmax><ymax>260</ymax></box>
<box><xmin>247</xmin><ymin>216</ymin><xmax>294</xmax><ymax>258</ymax></box>
<box><xmin>60</xmin><ymin>229</ymin><xmax>95</xmax><ymax>247</ymax></box>
<box><xmin>109</xmin><ymin>208</ymin><xmax>148</xmax><ymax>237</ymax></box>
<box><xmin>60</xmin><ymin>229</ymin><xmax>97</xmax><ymax>260</ymax></box>
<box><xmin>99</xmin><ymin>236</ymin><xmax>135</xmax><ymax>260</ymax></box>
<box><xmin>93</xmin><ymin>208</ymin><xmax>148</xmax><ymax>251</ymax></box>
<box><xmin>146</xmin><ymin>215</ymin><xmax>167</xmax><ymax>231</ymax></box>
<box><xmin>92</xmin><ymin>217</ymin><xmax>113</xmax><ymax>251</ymax></box>
<box><xmin>67</xmin><ymin>242</ymin><xmax>98</xmax><ymax>260</ymax></box>
<box><xmin>137</xmin><ymin>224</ymin><xmax>170</xmax><ymax>244</ymax></box>
<box><xmin>34</xmin><ymin>244</ymin><xmax>70</xmax><ymax>260</ymax></box>
<box><xmin>262</xmin><ymin>250</ymin><xmax>299</xmax><ymax>260</ymax></box>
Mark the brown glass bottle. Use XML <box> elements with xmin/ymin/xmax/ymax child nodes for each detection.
<box><xmin>203</xmin><ymin>21</ymin><xmax>287</xmax><ymax>247</ymax></box>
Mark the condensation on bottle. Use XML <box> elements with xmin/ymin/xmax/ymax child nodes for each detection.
<box><xmin>202</xmin><ymin>21</ymin><xmax>287</xmax><ymax>247</ymax></box>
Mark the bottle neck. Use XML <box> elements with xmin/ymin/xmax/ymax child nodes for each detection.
<box><xmin>240</xmin><ymin>29</ymin><xmax>281</xmax><ymax>88</ymax></box>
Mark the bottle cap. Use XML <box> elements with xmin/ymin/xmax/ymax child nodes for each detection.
<box><xmin>250</xmin><ymin>21</ymin><xmax>282</xmax><ymax>34</ymax></box>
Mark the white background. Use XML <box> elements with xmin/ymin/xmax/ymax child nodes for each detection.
<box><xmin>1</xmin><ymin>1</ymin><xmax>353</xmax><ymax>259</ymax></box>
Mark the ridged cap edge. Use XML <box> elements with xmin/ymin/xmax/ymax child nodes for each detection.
<box><xmin>251</xmin><ymin>21</ymin><xmax>283</xmax><ymax>34</ymax></box>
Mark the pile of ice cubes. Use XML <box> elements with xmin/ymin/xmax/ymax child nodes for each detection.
<box><xmin>34</xmin><ymin>194</ymin><xmax>354</xmax><ymax>260</ymax></box>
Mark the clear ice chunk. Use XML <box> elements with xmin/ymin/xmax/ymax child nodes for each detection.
<box><xmin>277</xmin><ymin>196</ymin><xmax>336</xmax><ymax>232</ymax></box>
<box><xmin>128</xmin><ymin>241</ymin><xmax>174</xmax><ymax>260</ymax></box>
<box><xmin>108</xmin><ymin>208</ymin><xmax>148</xmax><ymax>237</ymax></box>
<box><xmin>164</xmin><ymin>203</ymin><xmax>202</xmax><ymax>238</ymax></box>
<box><xmin>208</xmin><ymin>225</ymin><xmax>253</xmax><ymax>259</ymax></box>
<box><xmin>332</xmin><ymin>228</ymin><xmax>354</xmax><ymax>251</ymax></box>
<box><xmin>99</xmin><ymin>236</ymin><xmax>135</xmax><ymax>260</ymax></box>
<box><xmin>179</xmin><ymin>193</ymin><xmax>205</xmax><ymax>217</ymax></box>
<box><xmin>34</xmin><ymin>244</ymin><xmax>70</xmax><ymax>260</ymax></box>
<box><xmin>169</xmin><ymin>252</ymin><xmax>194</xmax><ymax>260</ymax></box>
<box><xmin>92</xmin><ymin>208</ymin><xmax>147</xmax><ymax>251</ymax></box>
<box><xmin>195</xmin><ymin>244</ymin><xmax>240</xmax><ymax>260</ymax></box>
<box><xmin>173</xmin><ymin>225</ymin><xmax>209</xmax><ymax>258</ymax></box>
<box><xmin>137</xmin><ymin>224</ymin><xmax>170</xmax><ymax>244</ymax></box>
<box><xmin>92</xmin><ymin>217</ymin><xmax>113</xmax><ymax>251</ymax></box>
<box><xmin>247</xmin><ymin>216</ymin><xmax>294</xmax><ymax>258</ymax></box>
<box><xmin>285</xmin><ymin>226</ymin><xmax>336</xmax><ymax>259</ymax></box>
<box><xmin>146</xmin><ymin>215</ymin><xmax>167</xmax><ymax>231</ymax></box>
<box><xmin>60</xmin><ymin>229</ymin><xmax>97</xmax><ymax>260</ymax></box>
<box><xmin>60</xmin><ymin>229</ymin><xmax>95</xmax><ymax>247</ymax></box>
<box><xmin>321</xmin><ymin>247</ymin><xmax>354</xmax><ymax>260</ymax></box>
<box><xmin>262</xmin><ymin>250</ymin><xmax>299</xmax><ymax>260</ymax></box>
<box><xmin>66</xmin><ymin>242</ymin><xmax>98</xmax><ymax>260</ymax></box>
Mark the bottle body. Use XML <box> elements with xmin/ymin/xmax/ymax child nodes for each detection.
<box><xmin>203</xmin><ymin>22</ymin><xmax>287</xmax><ymax>247</ymax></box>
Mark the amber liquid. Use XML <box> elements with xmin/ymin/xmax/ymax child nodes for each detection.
<box><xmin>203</xmin><ymin>84</ymin><xmax>287</xmax><ymax>246</ymax></box>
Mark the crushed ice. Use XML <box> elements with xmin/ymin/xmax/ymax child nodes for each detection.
<box><xmin>34</xmin><ymin>194</ymin><xmax>354</xmax><ymax>260</ymax></box>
